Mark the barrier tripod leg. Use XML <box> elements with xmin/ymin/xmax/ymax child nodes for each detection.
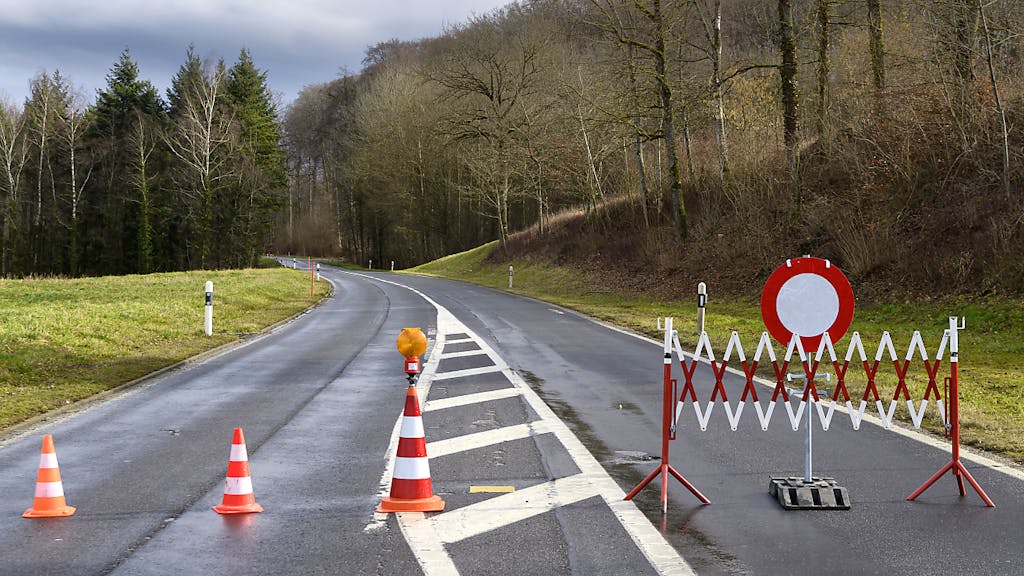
<box><xmin>625</xmin><ymin>353</ymin><xmax>710</xmax><ymax>512</ymax></box>
<box><xmin>907</xmin><ymin>317</ymin><xmax>994</xmax><ymax>507</ymax></box>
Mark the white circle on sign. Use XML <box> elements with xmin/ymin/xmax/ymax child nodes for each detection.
<box><xmin>775</xmin><ymin>273</ymin><xmax>839</xmax><ymax>337</ymax></box>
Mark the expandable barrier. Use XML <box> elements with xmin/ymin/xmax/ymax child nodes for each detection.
<box><xmin>626</xmin><ymin>314</ymin><xmax>995</xmax><ymax>509</ymax></box>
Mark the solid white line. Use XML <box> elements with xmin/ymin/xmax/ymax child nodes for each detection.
<box><xmin>439</xmin><ymin>349</ymin><xmax>488</xmax><ymax>360</ymax></box>
<box><xmin>431</xmin><ymin>365</ymin><xmax>502</xmax><ymax>381</ymax></box>
<box><xmin>444</xmin><ymin>337</ymin><xmax>475</xmax><ymax>345</ymax></box>
<box><xmin>423</xmin><ymin>388</ymin><xmax>523</xmax><ymax>412</ymax></box>
<box><xmin>427</xmin><ymin>420</ymin><xmax>555</xmax><ymax>459</ymax></box>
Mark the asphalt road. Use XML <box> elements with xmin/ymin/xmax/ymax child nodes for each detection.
<box><xmin>0</xmin><ymin>264</ymin><xmax>1021</xmax><ymax>575</ymax></box>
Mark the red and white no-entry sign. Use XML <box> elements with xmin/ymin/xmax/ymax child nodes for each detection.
<box><xmin>760</xmin><ymin>257</ymin><xmax>854</xmax><ymax>350</ymax></box>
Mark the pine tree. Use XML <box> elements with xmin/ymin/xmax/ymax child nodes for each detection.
<box><xmin>87</xmin><ymin>47</ymin><xmax>167</xmax><ymax>275</ymax></box>
<box><xmin>225</xmin><ymin>49</ymin><xmax>287</xmax><ymax>266</ymax></box>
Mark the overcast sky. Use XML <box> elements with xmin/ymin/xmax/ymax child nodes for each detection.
<box><xmin>1</xmin><ymin>0</ymin><xmax>513</xmax><ymax>109</ymax></box>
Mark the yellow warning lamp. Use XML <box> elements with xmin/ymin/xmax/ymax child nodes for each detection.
<box><xmin>397</xmin><ymin>327</ymin><xmax>427</xmax><ymax>379</ymax></box>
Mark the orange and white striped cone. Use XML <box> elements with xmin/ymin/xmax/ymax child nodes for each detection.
<box><xmin>23</xmin><ymin>434</ymin><xmax>76</xmax><ymax>518</ymax></box>
<box><xmin>377</xmin><ymin>386</ymin><xmax>445</xmax><ymax>513</ymax></box>
<box><xmin>213</xmin><ymin>428</ymin><xmax>264</xmax><ymax>514</ymax></box>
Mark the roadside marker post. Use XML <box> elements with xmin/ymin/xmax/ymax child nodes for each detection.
<box><xmin>204</xmin><ymin>281</ymin><xmax>213</xmax><ymax>336</ymax></box>
<box><xmin>509</xmin><ymin>265</ymin><xmax>514</xmax><ymax>289</ymax></box>
<box><xmin>696</xmin><ymin>282</ymin><xmax>707</xmax><ymax>335</ymax></box>
<box><xmin>391</xmin><ymin>260</ymin><xmax>395</xmax><ymax>272</ymax></box>
<box><xmin>369</xmin><ymin>259</ymin><xmax>373</xmax><ymax>270</ymax></box>
<box><xmin>315</xmin><ymin>262</ymin><xmax>321</xmax><ymax>282</ymax></box>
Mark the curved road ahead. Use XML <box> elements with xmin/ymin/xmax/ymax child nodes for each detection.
<box><xmin>0</xmin><ymin>264</ymin><xmax>1021</xmax><ymax>575</ymax></box>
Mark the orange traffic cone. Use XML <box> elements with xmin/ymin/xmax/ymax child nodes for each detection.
<box><xmin>377</xmin><ymin>386</ymin><xmax>445</xmax><ymax>513</ymax></box>
<box><xmin>23</xmin><ymin>434</ymin><xmax>76</xmax><ymax>518</ymax></box>
<box><xmin>213</xmin><ymin>428</ymin><xmax>264</xmax><ymax>514</ymax></box>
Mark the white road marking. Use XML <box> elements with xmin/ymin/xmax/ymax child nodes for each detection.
<box><xmin>423</xmin><ymin>388</ymin><xmax>523</xmax><ymax>412</ymax></box>
<box><xmin>439</xmin><ymin>349</ymin><xmax>489</xmax><ymax>360</ymax></box>
<box><xmin>412</xmin><ymin>474</ymin><xmax>601</xmax><ymax>544</ymax></box>
<box><xmin>445</xmin><ymin>337</ymin><xmax>476</xmax><ymax>345</ymax></box>
<box><xmin>427</xmin><ymin>420</ymin><xmax>556</xmax><ymax>459</ymax></box>
<box><xmin>431</xmin><ymin>365</ymin><xmax>503</xmax><ymax>381</ymax></box>
<box><xmin>356</xmin><ymin>272</ymin><xmax>696</xmax><ymax>576</ymax></box>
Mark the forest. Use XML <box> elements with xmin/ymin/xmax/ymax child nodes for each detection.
<box><xmin>0</xmin><ymin>47</ymin><xmax>285</xmax><ymax>276</ymax></box>
<box><xmin>2</xmin><ymin>0</ymin><xmax>1023</xmax><ymax>294</ymax></box>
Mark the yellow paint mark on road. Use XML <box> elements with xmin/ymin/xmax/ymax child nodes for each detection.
<box><xmin>469</xmin><ymin>485</ymin><xmax>515</xmax><ymax>494</ymax></box>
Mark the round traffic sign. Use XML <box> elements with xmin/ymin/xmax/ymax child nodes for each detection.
<box><xmin>760</xmin><ymin>257</ymin><xmax>854</xmax><ymax>351</ymax></box>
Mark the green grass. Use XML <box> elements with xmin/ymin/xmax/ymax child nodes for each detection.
<box><xmin>411</xmin><ymin>242</ymin><xmax>1024</xmax><ymax>464</ymax></box>
<box><xmin>0</xmin><ymin>268</ymin><xmax>329</xmax><ymax>430</ymax></box>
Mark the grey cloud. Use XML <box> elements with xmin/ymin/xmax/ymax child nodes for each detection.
<box><xmin>0</xmin><ymin>0</ymin><xmax>511</xmax><ymax>106</ymax></box>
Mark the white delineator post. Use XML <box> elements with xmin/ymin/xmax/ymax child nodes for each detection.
<box><xmin>696</xmin><ymin>282</ymin><xmax>707</xmax><ymax>335</ymax></box>
<box><xmin>391</xmin><ymin>260</ymin><xmax>395</xmax><ymax>271</ymax></box>
<box><xmin>508</xmin><ymin>265</ymin><xmax>514</xmax><ymax>289</ymax></box>
<box><xmin>204</xmin><ymin>281</ymin><xmax>214</xmax><ymax>336</ymax></box>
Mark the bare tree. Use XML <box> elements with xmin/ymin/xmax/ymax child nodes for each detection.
<box><xmin>166</xmin><ymin>63</ymin><xmax>234</xmax><ymax>268</ymax></box>
<box><xmin>56</xmin><ymin>96</ymin><xmax>92</xmax><ymax>275</ymax></box>
<box><xmin>692</xmin><ymin>0</ymin><xmax>729</xmax><ymax>181</ymax></box>
<box><xmin>778</xmin><ymin>0</ymin><xmax>800</xmax><ymax>197</ymax></box>
<box><xmin>588</xmin><ymin>0</ymin><xmax>690</xmax><ymax>242</ymax></box>
<box><xmin>430</xmin><ymin>14</ymin><xmax>547</xmax><ymax>249</ymax></box>
<box><xmin>0</xmin><ymin>98</ymin><xmax>28</xmax><ymax>275</ymax></box>
<box><xmin>128</xmin><ymin>110</ymin><xmax>158</xmax><ymax>272</ymax></box>
<box><xmin>978</xmin><ymin>0</ymin><xmax>1011</xmax><ymax>202</ymax></box>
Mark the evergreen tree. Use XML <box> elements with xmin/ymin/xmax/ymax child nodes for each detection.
<box><xmin>86</xmin><ymin>48</ymin><xmax>167</xmax><ymax>275</ymax></box>
<box><xmin>225</xmin><ymin>49</ymin><xmax>287</xmax><ymax>266</ymax></box>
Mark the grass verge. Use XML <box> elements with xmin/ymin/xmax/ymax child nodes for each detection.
<box><xmin>0</xmin><ymin>268</ymin><xmax>329</xmax><ymax>430</ymax></box>
<box><xmin>411</xmin><ymin>242</ymin><xmax>1024</xmax><ymax>464</ymax></box>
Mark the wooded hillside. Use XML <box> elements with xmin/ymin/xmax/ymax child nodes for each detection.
<box><xmin>281</xmin><ymin>0</ymin><xmax>1023</xmax><ymax>294</ymax></box>
<box><xmin>3</xmin><ymin>1</ymin><xmax>1022</xmax><ymax>295</ymax></box>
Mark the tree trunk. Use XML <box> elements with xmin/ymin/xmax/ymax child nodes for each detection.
<box><xmin>625</xmin><ymin>43</ymin><xmax>651</xmax><ymax>227</ymax></box>
<box><xmin>778</xmin><ymin>0</ymin><xmax>800</xmax><ymax>202</ymax></box>
<box><xmin>711</xmin><ymin>0</ymin><xmax>729</xmax><ymax>181</ymax></box>
<box><xmin>867</xmin><ymin>0</ymin><xmax>885</xmax><ymax>92</ymax></box>
<box><xmin>653</xmin><ymin>0</ymin><xmax>687</xmax><ymax>242</ymax></box>
<box><xmin>978</xmin><ymin>2</ymin><xmax>1011</xmax><ymax>202</ymax></box>
<box><xmin>816</xmin><ymin>0</ymin><xmax>832</xmax><ymax>148</ymax></box>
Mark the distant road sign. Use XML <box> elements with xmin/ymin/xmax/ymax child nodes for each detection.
<box><xmin>760</xmin><ymin>257</ymin><xmax>854</xmax><ymax>350</ymax></box>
